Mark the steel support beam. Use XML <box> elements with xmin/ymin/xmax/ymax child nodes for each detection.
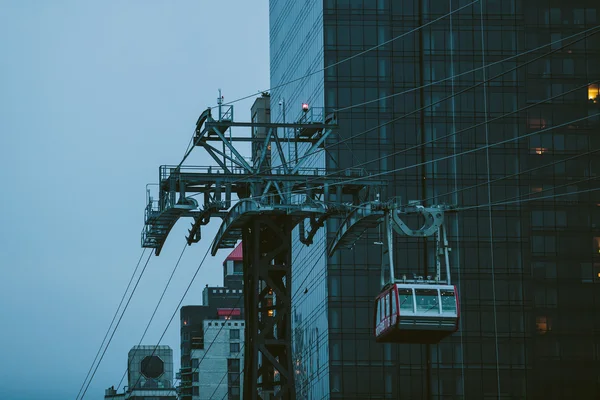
<box><xmin>242</xmin><ymin>216</ymin><xmax>295</xmax><ymax>400</ymax></box>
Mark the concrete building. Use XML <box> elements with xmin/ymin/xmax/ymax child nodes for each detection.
<box><xmin>179</xmin><ymin>243</ymin><xmax>245</xmax><ymax>400</ymax></box>
<box><xmin>189</xmin><ymin>319</ymin><xmax>245</xmax><ymax>400</ymax></box>
<box><xmin>251</xmin><ymin>92</ymin><xmax>271</xmax><ymax>169</ymax></box>
<box><xmin>269</xmin><ymin>0</ymin><xmax>600</xmax><ymax>398</ymax></box>
<box><xmin>104</xmin><ymin>345</ymin><xmax>177</xmax><ymax>400</ymax></box>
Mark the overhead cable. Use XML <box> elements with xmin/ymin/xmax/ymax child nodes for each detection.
<box><xmin>79</xmin><ymin>251</ymin><xmax>153</xmax><ymax>399</ymax></box>
<box><xmin>75</xmin><ymin>249</ymin><xmax>148</xmax><ymax>400</ymax></box>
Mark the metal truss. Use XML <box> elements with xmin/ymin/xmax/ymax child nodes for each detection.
<box><xmin>142</xmin><ymin>100</ymin><xmax>384</xmax><ymax>398</ymax></box>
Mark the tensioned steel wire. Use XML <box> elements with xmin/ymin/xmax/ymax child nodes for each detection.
<box><xmin>331</xmin><ymin>25</ymin><xmax>599</xmax><ymax>113</ymax></box>
<box><xmin>176</xmin><ymin>229</ymin><xmax>324</xmax><ymax>392</ymax></box>
<box><xmin>183</xmin><ymin>106</ymin><xmax>600</xmax><ymax>344</ymax></box>
<box><xmin>137</xmin><ymin>18</ymin><xmax>598</xmax><ymax>400</ymax></box>
<box><xmin>230</xmin><ymin>109</ymin><xmax>600</xmax><ymax>207</ymax></box>
<box><xmin>126</xmin><ymin>244</ymin><xmax>213</xmax><ymax>392</ymax></box>
<box><xmin>175</xmin><ymin>106</ymin><xmax>600</xmax><ymax>379</ymax></box>
<box><xmin>147</xmin><ymin>220</ymin><xmax>326</xmax><ymax>396</ymax></box>
<box><xmin>190</xmin><ymin>99</ymin><xmax>600</xmax><ymax>394</ymax></box>
<box><xmin>288</xmin><ymin>172</ymin><xmax>600</xmax><ymax>296</ymax></box>
<box><xmin>180</xmin><ymin>293</ymin><xmax>244</xmax><ymax>388</ymax></box>
<box><xmin>181</xmin><ymin>239</ymin><xmax>326</xmax><ymax>398</ymax></box>
<box><xmin>114</xmin><ymin>242</ymin><xmax>189</xmax><ymax>392</ymax></box>
<box><xmin>183</xmin><ymin>267</ymin><xmax>328</xmax><ymax>400</ymax></box>
<box><xmin>206</xmin><ymin>342</ymin><xmax>246</xmax><ymax>400</ymax></box>
<box><xmin>75</xmin><ymin>248</ymin><xmax>148</xmax><ymax>400</ymax></box>
<box><xmin>175</xmin><ymin>0</ymin><xmax>480</xmax><ymax>169</ymax></box>
<box><xmin>266</xmin><ymin>174</ymin><xmax>600</xmax><ymax>391</ymax></box>
<box><xmin>270</xmin><ymin>27</ymin><xmax>600</xmax><ymax>174</ymax></box>
<box><xmin>448</xmin><ymin>0</ymin><xmax>465</xmax><ymax>387</ymax></box>
<box><xmin>318</xmin><ymin>79</ymin><xmax>600</xmax><ymax>188</ymax></box>
<box><xmin>478</xmin><ymin>0</ymin><xmax>501</xmax><ymax>393</ymax></box>
<box><xmin>79</xmin><ymin>250</ymin><xmax>153</xmax><ymax>399</ymax></box>
<box><xmin>178</xmin><ymin>0</ymin><xmax>492</xmax><ymax>167</ymax></box>
<box><xmin>84</xmin><ymin>12</ymin><xmax>596</xmax><ymax>400</ymax></box>
<box><xmin>188</xmin><ymin>106</ymin><xmax>600</xmax><ymax>212</ymax></box>
<box><xmin>198</xmin><ymin>172</ymin><xmax>600</xmax><ymax>400</ymax></box>
<box><xmin>262</xmin><ymin>28</ymin><xmax>600</xmax><ymax>182</ymax></box>
<box><xmin>190</xmin><ymin>239</ymin><xmax>327</xmax><ymax>399</ymax></box>
<box><xmin>202</xmin><ymin>0</ymin><xmax>481</xmax><ymax>111</ymax></box>
<box><xmin>207</xmin><ymin>300</ymin><xmax>334</xmax><ymax>400</ymax></box>
<box><xmin>415</xmin><ymin>148</ymin><xmax>600</xmax><ymax>208</ymax></box>
<box><xmin>258</xmin><ymin>25</ymin><xmax>600</xmax><ymax>173</ymax></box>
<box><xmin>183</xmin><ymin>26</ymin><xmax>599</xmax><ymax>206</ymax></box>
<box><xmin>459</xmin><ymin>186</ymin><xmax>600</xmax><ymax>210</ymax></box>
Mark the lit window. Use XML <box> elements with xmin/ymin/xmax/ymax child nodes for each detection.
<box><xmin>536</xmin><ymin>316</ymin><xmax>551</xmax><ymax>334</ymax></box>
<box><xmin>589</xmin><ymin>84</ymin><xmax>600</xmax><ymax>102</ymax></box>
<box><xmin>531</xmin><ymin>186</ymin><xmax>543</xmax><ymax>193</ymax></box>
<box><xmin>528</xmin><ymin>118</ymin><xmax>547</xmax><ymax>129</ymax></box>
<box><xmin>594</xmin><ymin>237</ymin><xmax>600</xmax><ymax>254</ymax></box>
<box><xmin>531</xmin><ymin>147</ymin><xmax>548</xmax><ymax>155</ymax></box>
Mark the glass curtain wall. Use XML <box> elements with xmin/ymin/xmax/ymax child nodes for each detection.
<box><xmin>271</xmin><ymin>0</ymin><xmax>600</xmax><ymax>398</ymax></box>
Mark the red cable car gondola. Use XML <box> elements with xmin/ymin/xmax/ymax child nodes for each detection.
<box><xmin>373</xmin><ymin>205</ymin><xmax>460</xmax><ymax>344</ymax></box>
<box><xmin>374</xmin><ymin>282</ymin><xmax>459</xmax><ymax>344</ymax></box>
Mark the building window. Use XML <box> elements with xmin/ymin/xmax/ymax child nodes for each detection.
<box><xmin>192</xmin><ymin>372</ymin><xmax>199</xmax><ymax>382</ymax></box>
<box><xmin>230</xmin><ymin>343</ymin><xmax>240</xmax><ymax>353</ymax></box>
<box><xmin>234</xmin><ymin>261</ymin><xmax>243</xmax><ymax>273</ymax></box>
<box><xmin>536</xmin><ymin>316</ymin><xmax>551</xmax><ymax>334</ymax></box>
<box><xmin>228</xmin><ymin>358</ymin><xmax>240</xmax><ymax>372</ymax></box>
<box><xmin>593</xmin><ymin>237</ymin><xmax>600</xmax><ymax>254</ymax></box>
<box><xmin>182</xmin><ymin>332</ymin><xmax>190</xmax><ymax>341</ymax></box>
<box><xmin>192</xmin><ymin>386</ymin><xmax>199</xmax><ymax>396</ymax></box>
<box><xmin>230</xmin><ymin>329</ymin><xmax>240</xmax><ymax>340</ymax></box>
<box><xmin>228</xmin><ymin>374</ymin><xmax>241</xmax><ymax>387</ymax></box>
<box><xmin>531</xmin><ymin>236</ymin><xmax>556</xmax><ymax>254</ymax></box>
<box><xmin>229</xmin><ymin>386</ymin><xmax>241</xmax><ymax>400</ymax></box>
<box><xmin>191</xmin><ymin>358</ymin><xmax>198</xmax><ymax>368</ymax></box>
<box><xmin>589</xmin><ymin>84</ymin><xmax>600</xmax><ymax>103</ymax></box>
<box><xmin>581</xmin><ymin>263</ymin><xmax>600</xmax><ymax>283</ymax></box>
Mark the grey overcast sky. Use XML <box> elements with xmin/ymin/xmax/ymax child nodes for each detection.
<box><xmin>0</xmin><ymin>1</ymin><xmax>269</xmax><ymax>399</ymax></box>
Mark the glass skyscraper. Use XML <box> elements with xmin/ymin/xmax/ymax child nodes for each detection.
<box><xmin>270</xmin><ymin>0</ymin><xmax>600</xmax><ymax>398</ymax></box>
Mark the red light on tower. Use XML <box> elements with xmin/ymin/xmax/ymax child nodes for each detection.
<box><xmin>302</xmin><ymin>103</ymin><xmax>309</xmax><ymax>112</ymax></box>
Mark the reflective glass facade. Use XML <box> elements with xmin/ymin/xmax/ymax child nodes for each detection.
<box><xmin>270</xmin><ymin>0</ymin><xmax>600</xmax><ymax>398</ymax></box>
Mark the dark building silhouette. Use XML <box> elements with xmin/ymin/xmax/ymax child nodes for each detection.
<box><xmin>270</xmin><ymin>1</ymin><xmax>600</xmax><ymax>398</ymax></box>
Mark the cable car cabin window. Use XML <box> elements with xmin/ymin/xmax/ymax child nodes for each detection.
<box><xmin>398</xmin><ymin>288</ymin><xmax>414</xmax><ymax>313</ymax></box>
<box><xmin>415</xmin><ymin>289</ymin><xmax>440</xmax><ymax>313</ymax></box>
<box><xmin>441</xmin><ymin>289</ymin><xmax>457</xmax><ymax>314</ymax></box>
<box><xmin>391</xmin><ymin>290</ymin><xmax>397</xmax><ymax>316</ymax></box>
<box><xmin>385</xmin><ymin>293</ymin><xmax>390</xmax><ymax>318</ymax></box>
<box><xmin>377</xmin><ymin>298</ymin><xmax>382</xmax><ymax>322</ymax></box>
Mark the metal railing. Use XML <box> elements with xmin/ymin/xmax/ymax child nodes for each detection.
<box><xmin>158</xmin><ymin>164</ymin><xmax>367</xmax><ymax>179</ymax></box>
